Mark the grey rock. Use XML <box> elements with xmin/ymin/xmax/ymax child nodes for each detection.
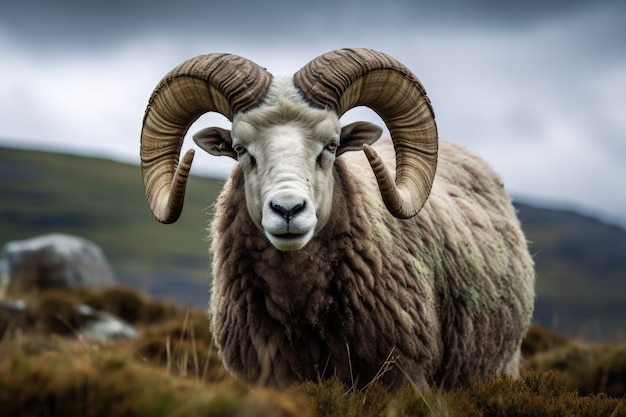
<box><xmin>76</xmin><ymin>304</ymin><xmax>139</xmax><ymax>342</ymax></box>
<box><xmin>2</xmin><ymin>233</ymin><xmax>116</xmax><ymax>294</ymax></box>
<box><xmin>0</xmin><ymin>298</ymin><xmax>139</xmax><ymax>342</ymax></box>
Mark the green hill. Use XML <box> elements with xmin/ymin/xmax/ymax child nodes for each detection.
<box><xmin>0</xmin><ymin>146</ymin><xmax>222</xmax><ymax>307</ymax></box>
<box><xmin>1</xmin><ymin>145</ymin><xmax>625</xmax><ymax>340</ymax></box>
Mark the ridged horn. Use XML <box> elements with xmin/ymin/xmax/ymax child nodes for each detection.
<box><xmin>141</xmin><ymin>54</ymin><xmax>272</xmax><ymax>223</ymax></box>
<box><xmin>293</xmin><ymin>48</ymin><xmax>438</xmax><ymax>218</ymax></box>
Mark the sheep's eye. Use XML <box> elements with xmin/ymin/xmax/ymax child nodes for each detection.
<box><xmin>233</xmin><ymin>144</ymin><xmax>246</xmax><ymax>156</ymax></box>
<box><xmin>326</xmin><ymin>140</ymin><xmax>338</xmax><ymax>153</ymax></box>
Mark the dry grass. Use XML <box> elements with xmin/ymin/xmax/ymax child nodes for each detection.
<box><xmin>1</xmin><ymin>286</ymin><xmax>625</xmax><ymax>417</ymax></box>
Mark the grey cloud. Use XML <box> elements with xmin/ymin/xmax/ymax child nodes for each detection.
<box><xmin>2</xmin><ymin>0</ymin><xmax>624</xmax><ymax>51</ymax></box>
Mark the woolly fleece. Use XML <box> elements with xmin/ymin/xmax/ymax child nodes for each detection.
<box><xmin>209</xmin><ymin>138</ymin><xmax>535</xmax><ymax>390</ymax></box>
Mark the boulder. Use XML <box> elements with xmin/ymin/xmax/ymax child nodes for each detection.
<box><xmin>2</xmin><ymin>233</ymin><xmax>117</xmax><ymax>294</ymax></box>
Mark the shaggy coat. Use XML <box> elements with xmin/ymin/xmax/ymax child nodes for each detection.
<box><xmin>209</xmin><ymin>138</ymin><xmax>535</xmax><ymax>390</ymax></box>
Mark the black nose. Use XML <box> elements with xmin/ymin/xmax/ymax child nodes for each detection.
<box><xmin>270</xmin><ymin>201</ymin><xmax>305</xmax><ymax>221</ymax></box>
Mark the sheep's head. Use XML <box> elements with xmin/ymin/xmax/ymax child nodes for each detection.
<box><xmin>192</xmin><ymin>77</ymin><xmax>382</xmax><ymax>250</ymax></box>
<box><xmin>140</xmin><ymin>48</ymin><xmax>438</xmax><ymax>251</ymax></box>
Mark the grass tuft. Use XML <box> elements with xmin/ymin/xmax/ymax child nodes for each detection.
<box><xmin>1</xmin><ymin>286</ymin><xmax>626</xmax><ymax>416</ymax></box>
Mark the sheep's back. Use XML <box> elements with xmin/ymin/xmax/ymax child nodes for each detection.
<box><xmin>345</xmin><ymin>138</ymin><xmax>535</xmax><ymax>385</ymax></box>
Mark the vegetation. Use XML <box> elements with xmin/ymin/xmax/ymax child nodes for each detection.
<box><xmin>1</xmin><ymin>286</ymin><xmax>625</xmax><ymax>417</ymax></box>
<box><xmin>2</xmin><ymin>145</ymin><xmax>626</xmax><ymax>413</ymax></box>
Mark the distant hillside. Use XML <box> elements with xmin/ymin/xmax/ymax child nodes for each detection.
<box><xmin>0</xmin><ymin>146</ymin><xmax>222</xmax><ymax>307</ymax></box>
<box><xmin>514</xmin><ymin>202</ymin><xmax>626</xmax><ymax>340</ymax></box>
<box><xmin>1</xmin><ymin>146</ymin><xmax>625</xmax><ymax>340</ymax></box>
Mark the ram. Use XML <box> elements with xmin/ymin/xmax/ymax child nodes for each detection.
<box><xmin>140</xmin><ymin>48</ymin><xmax>535</xmax><ymax>390</ymax></box>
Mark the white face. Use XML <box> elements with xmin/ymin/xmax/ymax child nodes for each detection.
<box><xmin>193</xmin><ymin>77</ymin><xmax>383</xmax><ymax>252</ymax></box>
<box><xmin>231</xmin><ymin>107</ymin><xmax>341</xmax><ymax>251</ymax></box>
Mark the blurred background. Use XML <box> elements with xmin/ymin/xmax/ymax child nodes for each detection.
<box><xmin>1</xmin><ymin>0</ymin><xmax>625</xmax><ymax>340</ymax></box>
<box><xmin>2</xmin><ymin>0</ymin><xmax>625</xmax><ymax>224</ymax></box>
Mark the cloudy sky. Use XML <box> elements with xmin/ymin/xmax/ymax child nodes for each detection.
<box><xmin>1</xmin><ymin>0</ymin><xmax>625</xmax><ymax>226</ymax></box>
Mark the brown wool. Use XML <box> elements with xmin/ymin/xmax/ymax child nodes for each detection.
<box><xmin>209</xmin><ymin>139</ymin><xmax>535</xmax><ymax>390</ymax></box>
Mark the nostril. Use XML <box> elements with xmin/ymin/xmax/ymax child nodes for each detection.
<box><xmin>270</xmin><ymin>201</ymin><xmax>305</xmax><ymax>221</ymax></box>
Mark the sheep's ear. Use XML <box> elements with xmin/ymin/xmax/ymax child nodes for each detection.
<box><xmin>193</xmin><ymin>127</ymin><xmax>236</xmax><ymax>159</ymax></box>
<box><xmin>337</xmin><ymin>122</ymin><xmax>383</xmax><ymax>157</ymax></box>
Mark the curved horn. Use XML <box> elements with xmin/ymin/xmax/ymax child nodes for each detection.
<box><xmin>141</xmin><ymin>54</ymin><xmax>272</xmax><ymax>223</ymax></box>
<box><xmin>293</xmin><ymin>48</ymin><xmax>438</xmax><ymax>219</ymax></box>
